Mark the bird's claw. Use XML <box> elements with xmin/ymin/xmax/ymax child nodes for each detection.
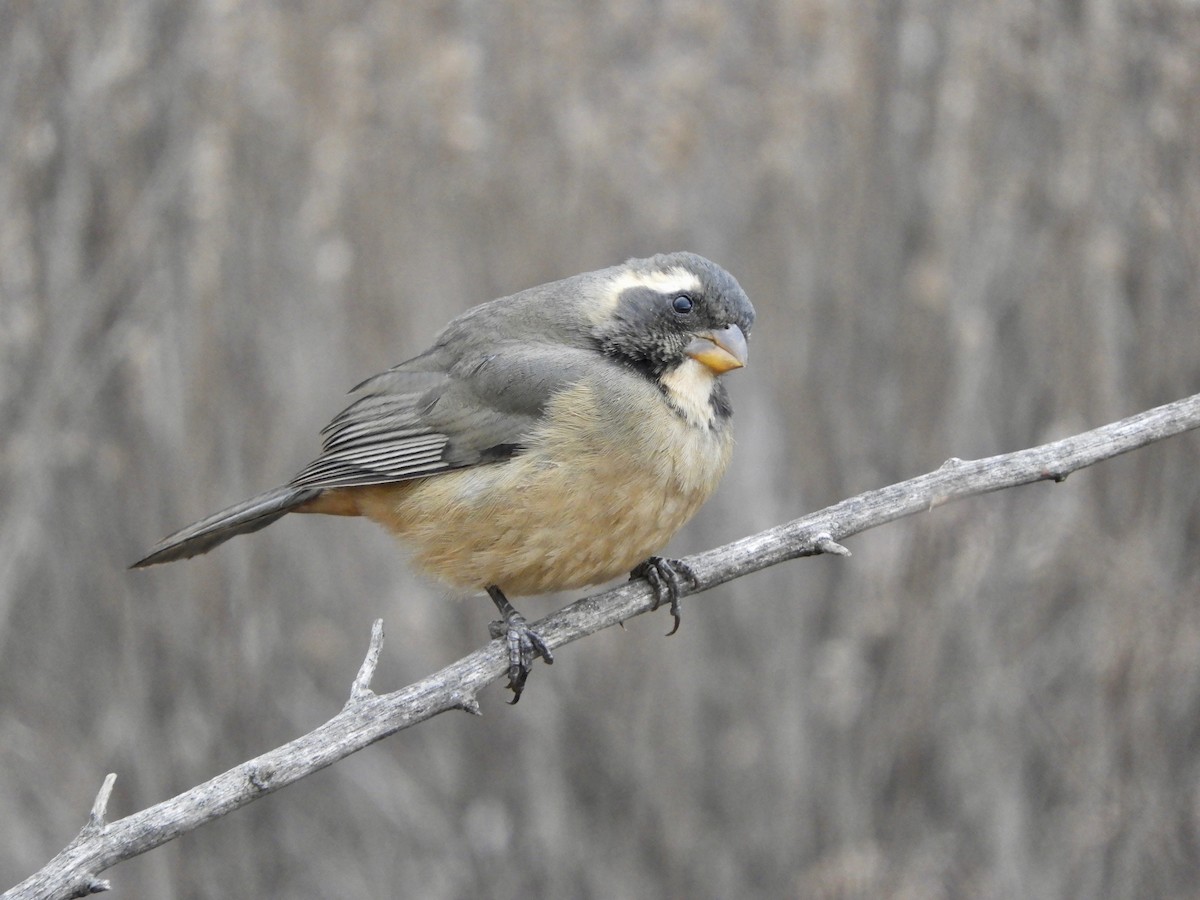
<box><xmin>487</xmin><ymin>592</ymin><xmax>553</xmax><ymax>703</ymax></box>
<box><xmin>631</xmin><ymin>556</ymin><xmax>698</xmax><ymax>636</ymax></box>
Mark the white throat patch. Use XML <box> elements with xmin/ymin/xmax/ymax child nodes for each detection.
<box><xmin>659</xmin><ymin>358</ymin><xmax>720</xmax><ymax>427</ymax></box>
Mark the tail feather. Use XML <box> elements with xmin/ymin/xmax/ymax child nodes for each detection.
<box><xmin>131</xmin><ymin>485</ymin><xmax>321</xmax><ymax>568</ymax></box>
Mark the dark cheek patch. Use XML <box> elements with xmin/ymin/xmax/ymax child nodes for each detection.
<box><xmin>598</xmin><ymin>287</ymin><xmax>685</xmax><ymax>378</ymax></box>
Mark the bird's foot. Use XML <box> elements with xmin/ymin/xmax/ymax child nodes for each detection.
<box><xmin>487</xmin><ymin>586</ymin><xmax>553</xmax><ymax>704</ymax></box>
<box><xmin>631</xmin><ymin>556</ymin><xmax>699</xmax><ymax>636</ymax></box>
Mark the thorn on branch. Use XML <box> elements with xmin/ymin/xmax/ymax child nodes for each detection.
<box><xmin>814</xmin><ymin>533</ymin><xmax>851</xmax><ymax>557</ymax></box>
<box><xmin>347</xmin><ymin>619</ymin><xmax>386</xmax><ymax>705</ymax></box>
<box><xmin>84</xmin><ymin>878</ymin><xmax>112</xmax><ymax>895</ymax></box>
<box><xmin>455</xmin><ymin>692</ymin><xmax>482</xmax><ymax>716</ymax></box>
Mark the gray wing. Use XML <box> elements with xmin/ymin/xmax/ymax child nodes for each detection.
<box><xmin>288</xmin><ymin>342</ymin><xmax>601</xmax><ymax>489</ymax></box>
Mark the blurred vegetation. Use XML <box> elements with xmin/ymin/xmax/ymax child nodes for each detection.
<box><xmin>2</xmin><ymin>2</ymin><xmax>1199</xmax><ymax>897</ymax></box>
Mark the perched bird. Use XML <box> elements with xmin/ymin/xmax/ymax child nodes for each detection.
<box><xmin>133</xmin><ymin>252</ymin><xmax>754</xmax><ymax>700</ymax></box>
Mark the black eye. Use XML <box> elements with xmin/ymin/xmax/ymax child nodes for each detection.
<box><xmin>672</xmin><ymin>295</ymin><xmax>694</xmax><ymax>314</ymax></box>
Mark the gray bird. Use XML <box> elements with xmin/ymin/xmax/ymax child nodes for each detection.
<box><xmin>134</xmin><ymin>252</ymin><xmax>754</xmax><ymax>699</ymax></box>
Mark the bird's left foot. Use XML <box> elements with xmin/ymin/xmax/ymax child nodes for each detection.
<box><xmin>631</xmin><ymin>556</ymin><xmax>699</xmax><ymax>636</ymax></box>
<box><xmin>487</xmin><ymin>586</ymin><xmax>553</xmax><ymax>703</ymax></box>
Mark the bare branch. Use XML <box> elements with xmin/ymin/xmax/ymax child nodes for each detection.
<box><xmin>7</xmin><ymin>393</ymin><xmax>1199</xmax><ymax>900</ymax></box>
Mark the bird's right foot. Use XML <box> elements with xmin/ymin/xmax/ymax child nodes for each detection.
<box><xmin>631</xmin><ymin>556</ymin><xmax>699</xmax><ymax>636</ymax></box>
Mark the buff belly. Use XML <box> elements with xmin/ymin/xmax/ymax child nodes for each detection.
<box><xmin>312</xmin><ymin>380</ymin><xmax>733</xmax><ymax>596</ymax></box>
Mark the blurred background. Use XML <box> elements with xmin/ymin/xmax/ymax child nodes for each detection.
<box><xmin>2</xmin><ymin>1</ymin><xmax>1199</xmax><ymax>897</ymax></box>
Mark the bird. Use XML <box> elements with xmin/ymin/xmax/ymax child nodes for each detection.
<box><xmin>133</xmin><ymin>251</ymin><xmax>755</xmax><ymax>700</ymax></box>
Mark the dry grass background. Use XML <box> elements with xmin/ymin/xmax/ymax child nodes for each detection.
<box><xmin>2</xmin><ymin>1</ymin><xmax>1199</xmax><ymax>897</ymax></box>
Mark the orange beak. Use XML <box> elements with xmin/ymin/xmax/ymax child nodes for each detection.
<box><xmin>684</xmin><ymin>324</ymin><xmax>749</xmax><ymax>374</ymax></box>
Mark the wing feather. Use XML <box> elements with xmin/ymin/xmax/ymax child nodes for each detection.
<box><xmin>286</xmin><ymin>343</ymin><xmax>607</xmax><ymax>491</ymax></box>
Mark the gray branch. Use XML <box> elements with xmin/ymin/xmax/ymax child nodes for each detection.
<box><xmin>8</xmin><ymin>392</ymin><xmax>1200</xmax><ymax>900</ymax></box>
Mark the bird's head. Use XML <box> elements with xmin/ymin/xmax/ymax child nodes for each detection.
<box><xmin>590</xmin><ymin>252</ymin><xmax>754</xmax><ymax>380</ymax></box>
<box><xmin>587</xmin><ymin>252</ymin><xmax>754</xmax><ymax>426</ymax></box>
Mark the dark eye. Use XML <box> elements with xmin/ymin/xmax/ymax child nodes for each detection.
<box><xmin>672</xmin><ymin>295</ymin><xmax>694</xmax><ymax>314</ymax></box>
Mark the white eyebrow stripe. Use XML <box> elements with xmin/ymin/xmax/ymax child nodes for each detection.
<box><xmin>589</xmin><ymin>266</ymin><xmax>703</xmax><ymax>324</ymax></box>
<box><xmin>607</xmin><ymin>267</ymin><xmax>702</xmax><ymax>298</ymax></box>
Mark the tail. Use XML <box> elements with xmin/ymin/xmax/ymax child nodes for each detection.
<box><xmin>131</xmin><ymin>485</ymin><xmax>322</xmax><ymax>568</ymax></box>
